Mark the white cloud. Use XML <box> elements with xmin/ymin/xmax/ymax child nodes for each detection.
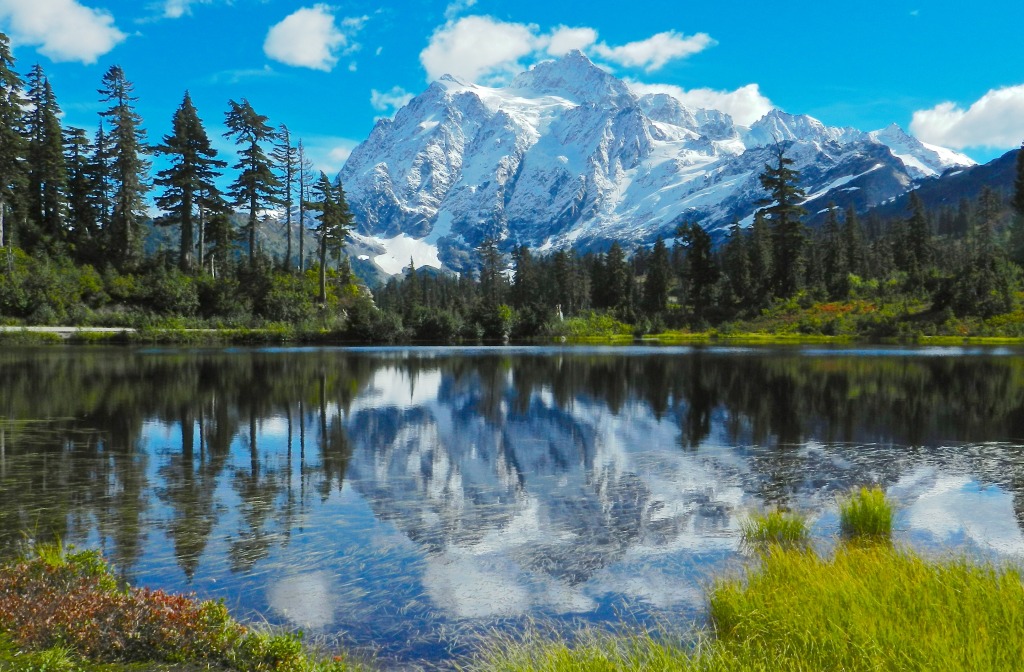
<box><xmin>370</xmin><ymin>86</ymin><xmax>413</xmax><ymax>116</ymax></box>
<box><xmin>420</xmin><ymin>16</ymin><xmax>715</xmax><ymax>85</ymax></box>
<box><xmin>161</xmin><ymin>0</ymin><xmax>210</xmax><ymax>19</ymax></box>
<box><xmin>628</xmin><ymin>80</ymin><xmax>773</xmax><ymax>126</ymax></box>
<box><xmin>302</xmin><ymin>136</ymin><xmax>359</xmax><ymax>174</ymax></box>
<box><xmin>593</xmin><ymin>31</ymin><xmax>715</xmax><ymax>72</ymax></box>
<box><xmin>443</xmin><ymin>0</ymin><xmax>476</xmax><ymax>21</ymax></box>
<box><xmin>0</xmin><ymin>0</ymin><xmax>126</xmax><ymax>63</ymax></box>
<box><xmin>909</xmin><ymin>84</ymin><xmax>1024</xmax><ymax>150</ymax></box>
<box><xmin>420</xmin><ymin>15</ymin><xmax>539</xmax><ymax>83</ymax></box>
<box><xmin>264</xmin><ymin>4</ymin><xmax>348</xmax><ymax>71</ymax></box>
<box><xmin>544</xmin><ymin>26</ymin><xmax>597</xmax><ymax>57</ymax></box>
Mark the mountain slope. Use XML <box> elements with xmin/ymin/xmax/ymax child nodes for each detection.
<box><xmin>339</xmin><ymin>51</ymin><xmax>974</xmax><ymax>274</ymax></box>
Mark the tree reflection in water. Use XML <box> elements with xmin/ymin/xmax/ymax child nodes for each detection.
<box><xmin>1</xmin><ymin>346</ymin><xmax>1024</xmax><ymax>660</ymax></box>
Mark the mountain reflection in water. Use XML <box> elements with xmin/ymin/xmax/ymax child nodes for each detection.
<box><xmin>2</xmin><ymin>346</ymin><xmax>1024</xmax><ymax>664</ymax></box>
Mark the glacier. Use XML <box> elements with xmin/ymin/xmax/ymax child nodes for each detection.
<box><xmin>339</xmin><ymin>50</ymin><xmax>974</xmax><ymax>275</ymax></box>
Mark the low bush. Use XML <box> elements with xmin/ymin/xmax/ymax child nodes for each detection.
<box><xmin>0</xmin><ymin>543</ymin><xmax>356</xmax><ymax>671</ymax></box>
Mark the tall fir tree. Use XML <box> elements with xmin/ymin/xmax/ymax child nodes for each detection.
<box><xmin>297</xmin><ymin>140</ymin><xmax>314</xmax><ymax>273</ymax></box>
<box><xmin>63</xmin><ymin>127</ymin><xmax>100</xmax><ymax>257</ymax></box>
<box><xmin>721</xmin><ymin>218</ymin><xmax>751</xmax><ymax>307</ymax></box>
<box><xmin>24</xmin><ymin>64</ymin><xmax>67</xmax><ymax>253</ymax></box>
<box><xmin>903</xmin><ymin>191</ymin><xmax>933</xmax><ymax>288</ymax></box>
<box><xmin>154</xmin><ymin>92</ymin><xmax>226</xmax><ymax>272</ymax></box>
<box><xmin>821</xmin><ymin>204</ymin><xmax>846</xmax><ymax>298</ymax></box>
<box><xmin>748</xmin><ymin>211</ymin><xmax>774</xmax><ymax>307</ymax></box>
<box><xmin>842</xmin><ymin>205</ymin><xmax>865</xmax><ymax>278</ymax></box>
<box><xmin>676</xmin><ymin>221</ymin><xmax>718</xmax><ymax>320</ymax></box>
<box><xmin>272</xmin><ymin>125</ymin><xmax>297</xmax><ymax>271</ymax></box>
<box><xmin>642</xmin><ymin>236</ymin><xmax>671</xmax><ymax>315</ymax></box>
<box><xmin>99</xmin><ymin>65</ymin><xmax>150</xmax><ymax>268</ymax></box>
<box><xmin>308</xmin><ymin>171</ymin><xmax>353</xmax><ymax>303</ymax></box>
<box><xmin>0</xmin><ymin>33</ymin><xmax>24</xmax><ymax>256</ymax></box>
<box><xmin>757</xmin><ymin>143</ymin><xmax>807</xmax><ymax>299</ymax></box>
<box><xmin>224</xmin><ymin>99</ymin><xmax>281</xmax><ymax>268</ymax></box>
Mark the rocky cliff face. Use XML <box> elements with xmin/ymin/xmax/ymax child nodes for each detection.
<box><xmin>339</xmin><ymin>51</ymin><xmax>974</xmax><ymax>274</ymax></box>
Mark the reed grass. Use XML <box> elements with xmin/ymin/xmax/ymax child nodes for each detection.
<box><xmin>739</xmin><ymin>510</ymin><xmax>809</xmax><ymax>548</ymax></box>
<box><xmin>839</xmin><ymin>486</ymin><xmax>894</xmax><ymax>540</ymax></box>
<box><xmin>466</xmin><ymin>542</ymin><xmax>1024</xmax><ymax>671</ymax></box>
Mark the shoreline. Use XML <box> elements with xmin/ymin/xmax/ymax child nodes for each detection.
<box><xmin>2</xmin><ymin>325</ymin><xmax>1024</xmax><ymax>348</ymax></box>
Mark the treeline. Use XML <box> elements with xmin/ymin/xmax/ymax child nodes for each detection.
<box><xmin>376</xmin><ymin>145</ymin><xmax>1024</xmax><ymax>341</ymax></box>
<box><xmin>0</xmin><ymin>32</ymin><xmax>362</xmax><ymax>329</ymax></box>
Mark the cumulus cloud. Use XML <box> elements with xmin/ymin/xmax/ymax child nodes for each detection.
<box><xmin>593</xmin><ymin>31</ymin><xmax>715</xmax><ymax>72</ymax></box>
<box><xmin>909</xmin><ymin>84</ymin><xmax>1024</xmax><ymax>150</ymax></box>
<box><xmin>0</xmin><ymin>0</ymin><xmax>126</xmax><ymax>63</ymax></box>
<box><xmin>370</xmin><ymin>86</ymin><xmax>414</xmax><ymax>116</ymax></box>
<box><xmin>443</xmin><ymin>0</ymin><xmax>476</xmax><ymax>21</ymax></box>
<box><xmin>628</xmin><ymin>81</ymin><xmax>773</xmax><ymax>127</ymax></box>
<box><xmin>420</xmin><ymin>15</ymin><xmax>538</xmax><ymax>83</ymax></box>
<box><xmin>264</xmin><ymin>4</ymin><xmax>353</xmax><ymax>71</ymax></box>
<box><xmin>544</xmin><ymin>26</ymin><xmax>598</xmax><ymax>57</ymax></box>
<box><xmin>420</xmin><ymin>16</ymin><xmax>714</xmax><ymax>84</ymax></box>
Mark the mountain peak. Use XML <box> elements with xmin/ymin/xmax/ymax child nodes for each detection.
<box><xmin>510</xmin><ymin>50</ymin><xmax>632</xmax><ymax>104</ymax></box>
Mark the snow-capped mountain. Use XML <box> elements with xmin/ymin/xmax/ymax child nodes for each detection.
<box><xmin>339</xmin><ymin>50</ymin><xmax>974</xmax><ymax>274</ymax></box>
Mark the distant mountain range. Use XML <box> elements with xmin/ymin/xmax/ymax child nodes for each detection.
<box><xmin>336</xmin><ymin>50</ymin><xmax>993</xmax><ymax>275</ymax></box>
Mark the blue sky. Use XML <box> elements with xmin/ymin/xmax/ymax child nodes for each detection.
<box><xmin>0</xmin><ymin>0</ymin><xmax>1022</xmax><ymax>173</ymax></box>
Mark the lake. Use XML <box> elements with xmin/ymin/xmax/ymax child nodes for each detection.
<box><xmin>2</xmin><ymin>345</ymin><xmax>1024</xmax><ymax>667</ymax></box>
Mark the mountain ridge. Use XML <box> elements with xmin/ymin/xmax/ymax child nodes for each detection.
<box><xmin>339</xmin><ymin>51</ymin><xmax>975</xmax><ymax>275</ymax></box>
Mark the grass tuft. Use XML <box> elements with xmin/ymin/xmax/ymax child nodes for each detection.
<box><xmin>740</xmin><ymin>509</ymin><xmax>809</xmax><ymax>549</ymax></box>
<box><xmin>839</xmin><ymin>486</ymin><xmax>894</xmax><ymax>541</ymax></box>
<box><xmin>466</xmin><ymin>545</ymin><xmax>1024</xmax><ymax>672</ymax></box>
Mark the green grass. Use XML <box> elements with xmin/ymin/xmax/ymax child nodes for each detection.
<box><xmin>464</xmin><ymin>544</ymin><xmax>1024</xmax><ymax>672</ymax></box>
<box><xmin>839</xmin><ymin>486</ymin><xmax>894</xmax><ymax>540</ymax></box>
<box><xmin>740</xmin><ymin>510</ymin><xmax>809</xmax><ymax>548</ymax></box>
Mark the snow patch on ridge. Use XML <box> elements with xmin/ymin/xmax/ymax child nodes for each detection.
<box><xmin>373</xmin><ymin>234</ymin><xmax>442</xmax><ymax>275</ymax></box>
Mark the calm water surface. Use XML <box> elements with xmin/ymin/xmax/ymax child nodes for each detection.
<box><xmin>2</xmin><ymin>345</ymin><xmax>1024</xmax><ymax>666</ymax></box>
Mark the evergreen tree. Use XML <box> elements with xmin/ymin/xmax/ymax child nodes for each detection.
<box><xmin>903</xmin><ymin>191</ymin><xmax>933</xmax><ymax>288</ymax></box>
<box><xmin>748</xmin><ymin>211</ymin><xmax>773</xmax><ymax>306</ymax></box>
<box><xmin>154</xmin><ymin>92</ymin><xmax>226</xmax><ymax>272</ymax></box>
<box><xmin>308</xmin><ymin>171</ymin><xmax>353</xmax><ymax>304</ymax></box>
<box><xmin>0</xmin><ymin>33</ymin><xmax>24</xmax><ymax>256</ymax></box>
<box><xmin>602</xmin><ymin>241</ymin><xmax>631</xmax><ymax>312</ymax></box>
<box><xmin>821</xmin><ymin>204</ymin><xmax>846</xmax><ymax>298</ymax></box>
<box><xmin>224</xmin><ymin>99</ymin><xmax>281</xmax><ymax>268</ymax></box>
<box><xmin>90</xmin><ymin>122</ymin><xmax>113</xmax><ymax>235</ymax></box>
<box><xmin>721</xmin><ymin>218</ymin><xmax>750</xmax><ymax>307</ymax></box>
<box><xmin>511</xmin><ymin>244</ymin><xmax>540</xmax><ymax>315</ymax></box>
<box><xmin>24</xmin><ymin>64</ymin><xmax>67</xmax><ymax>252</ymax></box>
<box><xmin>297</xmin><ymin>140</ymin><xmax>314</xmax><ymax>273</ymax></box>
<box><xmin>63</xmin><ymin>127</ymin><xmax>99</xmax><ymax>256</ymax></box>
<box><xmin>642</xmin><ymin>236</ymin><xmax>671</xmax><ymax>315</ymax></box>
<box><xmin>676</xmin><ymin>221</ymin><xmax>718</xmax><ymax>320</ymax></box>
<box><xmin>757</xmin><ymin>144</ymin><xmax>807</xmax><ymax>298</ymax></box>
<box><xmin>1010</xmin><ymin>142</ymin><xmax>1024</xmax><ymax>266</ymax></box>
<box><xmin>944</xmin><ymin>186</ymin><xmax>1017</xmax><ymax>318</ymax></box>
<box><xmin>205</xmin><ymin>211</ymin><xmax>236</xmax><ymax>278</ymax></box>
<box><xmin>272</xmin><ymin>125</ymin><xmax>297</xmax><ymax>271</ymax></box>
<box><xmin>842</xmin><ymin>205</ymin><xmax>865</xmax><ymax>278</ymax></box>
<box><xmin>99</xmin><ymin>65</ymin><xmax>150</xmax><ymax>268</ymax></box>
